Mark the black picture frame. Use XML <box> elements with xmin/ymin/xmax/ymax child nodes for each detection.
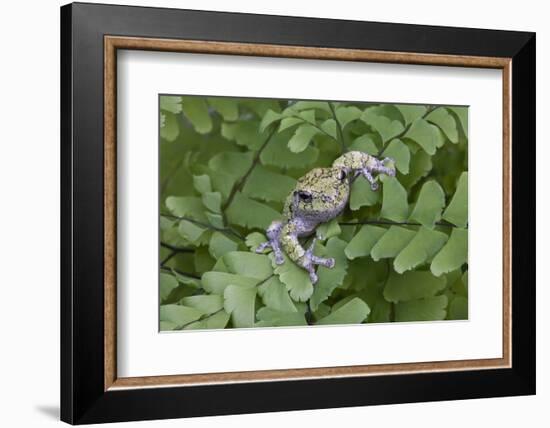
<box><xmin>61</xmin><ymin>2</ymin><xmax>535</xmax><ymax>424</ymax></box>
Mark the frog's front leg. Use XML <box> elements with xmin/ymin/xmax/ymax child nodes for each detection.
<box><xmin>255</xmin><ymin>220</ymin><xmax>284</xmax><ymax>265</ymax></box>
<box><xmin>280</xmin><ymin>221</ymin><xmax>334</xmax><ymax>284</ymax></box>
<box><xmin>374</xmin><ymin>157</ymin><xmax>396</xmax><ymax>177</ymax></box>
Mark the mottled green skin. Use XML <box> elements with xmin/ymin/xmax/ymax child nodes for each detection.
<box><xmin>333</xmin><ymin>150</ymin><xmax>379</xmax><ymax>171</ymax></box>
<box><xmin>279</xmin><ymin>167</ymin><xmax>350</xmax><ymax>262</ymax></box>
<box><xmin>283</xmin><ymin>167</ymin><xmax>350</xmax><ymax>222</ymax></box>
<box><xmin>256</xmin><ymin>151</ymin><xmax>395</xmax><ymax>283</ymax></box>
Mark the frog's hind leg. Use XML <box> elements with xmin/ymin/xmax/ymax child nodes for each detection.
<box><xmin>280</xmin><ymin>222</ymin><xmax>335</xmax><ymax>284</ymax></box>
<box><xmin>255</xmin><ymin>220</ymin><xmax>284</xmax><ymax>265</ymax></box>
<box><xmin>359</xmin><ymin>168</ymin><xmax>379</xmax><ymax>191</ymax></box>
<box><xmin>297</xmin><ymin>239</ymin><xmax>335</xmax><ymax>284</ymax></box>
<box><xmin>303</xmin><ymin>238</ymin><xmax>335</xmax><ymax>284</ymax></box>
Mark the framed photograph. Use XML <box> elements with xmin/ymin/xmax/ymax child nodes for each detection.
<box><xmin>60</xmin><ymin>2</ymin><xmax>536</xmax><ymax>424</ymax></box>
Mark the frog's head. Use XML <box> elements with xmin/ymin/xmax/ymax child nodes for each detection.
<box><xmin>291</xmin><ymin>167</ymin><xmax>350</xmax><ymax>221</ymax></box>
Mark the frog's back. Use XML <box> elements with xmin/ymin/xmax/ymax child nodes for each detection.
<box><xmin>283</xmin><ymin>167</ymin><xmax>350</xmax><ymax>222</ymax></box>
<box><xmin>283</xmin><ymin>168</ymin><xmax>323</xmax><ymax>219</ymax></box>
<box><xmin>333</xmin><ymin>151</ymin><xmax>376</xmax><ymax>170</ymax></box>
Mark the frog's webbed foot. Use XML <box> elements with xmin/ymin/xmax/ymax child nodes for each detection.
<box><xmin>359</xmin><ymin>168</ymin><xmax>379</xmax><ymax>191</ymax></box>
<box><xmin>255</xmin><ymin>220</ymin><xmax>284</xmax><ymax>265</ymax></box>
<box><xmin>301</xmin><ymin>238</ymin><xmax>335</xmax><ymax>284</ymax></box>
<box><xmin>359</xmin><ymin>157</ymin><xmax>396</xmax><ymax>190</ymax></box>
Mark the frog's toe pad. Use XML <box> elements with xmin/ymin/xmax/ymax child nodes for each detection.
<box><xmin>310</xmin><ymin>255</ymin><xmax>335</xmax><ymax>269</ymax></box>
<box><xmin>255</xmin><ymin>242</ymin><xmax>270</xmax><ymax>253</ymax></box>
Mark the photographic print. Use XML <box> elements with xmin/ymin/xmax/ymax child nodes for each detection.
<box><xmin>159</xmin><ymin>95</ymin><xmax>468</xmax><ymax>331</ymax></box>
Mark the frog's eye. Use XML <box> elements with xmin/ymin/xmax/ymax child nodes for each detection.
<box><xmin>296</xmin><ymin>191</ymin><xmax>313</xmax><ymax>202</ymax></box>
<box><xmin>339</xmin><ymin>170</ymin><xmax>347</xmax><ymax>181</ymax></box>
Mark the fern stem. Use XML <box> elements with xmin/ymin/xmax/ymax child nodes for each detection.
<box><xmin>160</xmin><ymin>251</ymin><xmax>178</xmax><ymax>266</ymax></box>
<box><xmin>305</xmin><ymin>299</ymin><xmax>314</xmax><ymax>326</ymax></box>
<box><xmin>339</xmin><ymin>219</ymin><xmax>463</xmax><ymax>228</ymax></box>
<box><xmin>173</xmin><ymin>308</ymin><xmax>225</xmax><ymax>331</ymax></box>
<box><xmin>160</xmin><ymin>242</ymin><xmax>194</xmax><ymax>253</ymax></box>
<box><xmin>161</xmin><ymin>213</ymin><xmax>245</xmax><ymax>241</ymax></box>
<box><xmin>160</xmin><ymin>265</ymin><xmax>201</xmax><ymax>280</ymax></box>
<box><xmin>328</xmin><ymin>102</ymin><xmax>347</xmax><ymax>153</ymax></box>
<box><xmin>160</xmin><ymin>243</ymin><xmax>195</xmax><ymax>267</ymax></box>
<box><xmin>160</xmin><ymin>156</ymin><xmax>186</xmax><ymax>196</ymax></box>
<box><xmin>288</xmin><ymin>114</ymin><xmax>339</xmax><ymax>143</ymax></box>
<box><xmin>377</xmin><ymin>105</ymin><xmax>442</xmax><ymax>157</ymax></box>
<box><xmin>221</xmin><ymin>126</ymin><xmax>278</xmax><ymax>224</ymax></box>
<box><xmin>382</xmin><ymin>260</ymin><xmax>396</xmax><ymax>322</ymax></box>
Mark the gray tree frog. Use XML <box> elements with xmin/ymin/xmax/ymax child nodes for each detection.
<box><xmin>256</xmin><ymin>151</ymin><xmax>396</xmax><ymax>283</ymax></box>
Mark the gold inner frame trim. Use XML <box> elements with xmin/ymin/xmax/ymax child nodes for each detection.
<box><xmin>104</xmin><ymin>35</ymin><xmax>512</xmax><ymax>391</ymax></box>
